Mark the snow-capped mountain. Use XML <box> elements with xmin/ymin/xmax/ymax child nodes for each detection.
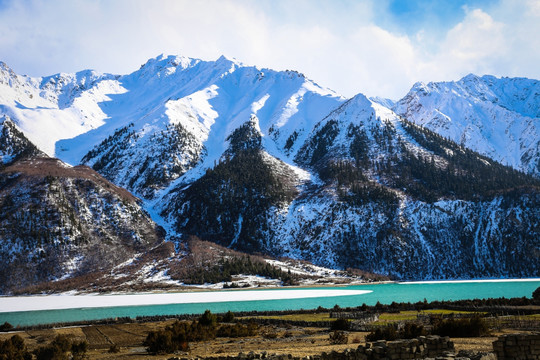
<box><xmin>0</xmin><ymin>61</ymin><xmax>119</xmax><ymax>157</ymax></box>
<box><xmin>68</xmin><ymin>54</ymin><xmax>343</xmax><ymax>199</ymax></box>
<box><xmin>0</xmin><ymin>55</ymin><xmax>539</xmax><ymax>288</ymax></box>
<box><xmin>161</xmin><ymin>91</ymin><xmax>539</xmax><ymax>279</ymax></box>
<box><xmin>394</xmin><ymin>74</ymin><xmax>540</xmax><ymax>177</ymax></box>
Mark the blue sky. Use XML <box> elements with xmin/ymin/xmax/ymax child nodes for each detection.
<box><xmin>383</xmin><ymin>0</ymin><xmax>497</xmax><ymax>32</ymax></box>
<box><xmin>0</xmin><ymin>0</ymin><xmax>538</xmax><ymax>99</ymax></box>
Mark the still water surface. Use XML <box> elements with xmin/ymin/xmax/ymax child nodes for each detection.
<box><xmin>1</xmin><ymin>280</ymin><xmax>538</xmax><ymax>327</ymax></box>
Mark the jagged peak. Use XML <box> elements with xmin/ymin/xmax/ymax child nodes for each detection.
<box><xmin>409</xmin><ymin>81</ymin><xmax>431</xmax><ymax>94</ymax></box>
<box><xmin>40</xmin><ymin>68</ymin><xmax>109</xmax><ymax>88</ymax></box>
<box><xmin>225</xmin><ymin>115</ymin><xmax>263</xmax><ymax>156</ymax></box>
<box><xmin>326</xmin><ymin>92</ymin><xmax>376</xmax><ymax>120</ymax></box>
<box><xmin>216</xmin><ymin>54</ymin><xmax>243</xmax><ymax>67</ymax></box>
<box><xmin>0</xmin><ymin>61</ymin><xmax>19</xmax><ymax>81</ymax></box>
<box><xmin>137</xmin><ymin>54</ymin><xmax>200</xmax><ymax>75</ymax></box>
<box><xmin>349</xmin><ymin>92</ymin><xmax>373</xmax><ymax>107</ymax></box>
<box><xmin>460</xmin><ymin>73</ymin><xmax>482</xmax><ymax>82</ymax></box>
<box><xmin>0</xmin><ymin>61</ymin><xmax>11</xmax><ymax>72</ymax></box>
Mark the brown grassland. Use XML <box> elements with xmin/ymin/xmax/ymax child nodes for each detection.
<box><xmin>2</xmin><ymin>309</ymin><xmax>538</xmax><ymax>359</ymax></box>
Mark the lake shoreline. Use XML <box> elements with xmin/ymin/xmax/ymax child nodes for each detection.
<box><xmin>1</xmin><ymin>279</ymin><xmax>538</xmax><ymax>328</ymax></box>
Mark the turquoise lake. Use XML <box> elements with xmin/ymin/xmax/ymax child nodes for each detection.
<box><xmin>1</xmin><ymin>280</ymin><xmax>539</xmax><ymax>327</ymax></box>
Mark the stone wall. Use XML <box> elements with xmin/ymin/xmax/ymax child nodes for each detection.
<box><xmin>170</xmin><ymin>335</ymin><xmax>456</xmax><ymax>360</ymax></box>
<box><xmin>493</xmin><ymin>333</ymin><xmax>540</xmax><ymax>360</ymax></box>
<box><xmin>355</xmin><ymin>335</ymin><xmax>455</xmax><ymax>360</ymax></box>
<box><xmin>330</xmin><ymin>312</ymin><xmax>379</xmax><ymax>322</ymax></box>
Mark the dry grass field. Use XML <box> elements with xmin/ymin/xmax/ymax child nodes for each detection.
<box><xmin>3</xmin><ymin>311</ymin><xmax>537</xmax><ymax>359</ymax></box>
<box><xmin>1</xmin><ymin>321</ymin><xmax>369</xmax><ymax>359</ymax></box>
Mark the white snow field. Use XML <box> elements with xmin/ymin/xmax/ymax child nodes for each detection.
<box><xmin>0</xmin><ymin>289</ymin><xmax>372</xmax><ymax>313</ymax></box>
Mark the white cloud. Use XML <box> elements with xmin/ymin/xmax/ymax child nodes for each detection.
<box><xmin>413</xmin><ymin>8</ymin><xmax>508</xmax><ymax>82</ymax></box>
<box><xmin>445</xmin><ymin>8</ymin><xmax>506</xmax><ymax>61</ymax></box>
<box><xmin>0</xmin><ymin>0</ymin><xmax>538</xmax><ymax>100</ymax></box>
<box><xmin>414</xmin><ymin>1</ymin><xmax>540</xmax><ymax>85</ymax></box>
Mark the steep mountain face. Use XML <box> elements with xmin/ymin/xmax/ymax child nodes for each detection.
<box><xmin>0</xmin><ymin>55</ymin><xmax>539</xmax><ymax>283</ymax></box>
<box><xmin>0</xmin><ymin>116</ymin><xmax>41</xmax><ymax>165</ymax></box>
<box><xmin>394</xmin><ymin>74</ymin><xmax>540</xmax><ymax>177</ymax></box>
<box><xmin>62</xmin><ymin>55</ymin><xmax>343</xmax><ymax>199</ymax></box>
<box><xmin>160</xmin><ymin>93</ymin><xmax>539</xmax><ymax>279</ymax></box>
<box><xmin>0</xmin><ymin>61</ymin><xmax>119</xmax><ymax>156</ymax></box>
<box><xmin>0</xmin><ymin>121</ymin><xmax>166</xmax><ymax>293</ymax></box>
<box><xmin>0</xmin><ymin>156</ymin><xmax>166</xmax><ymax>292</ymax></box>
<box><xmin>162</xmin><ymin>117</ymin><xmax>301</xmax><ymax>253</ymax></box>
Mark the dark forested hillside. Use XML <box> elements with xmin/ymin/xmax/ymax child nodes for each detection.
<box><xmin>162</xmin><ymin>118</ymin><xmax>297</xmax><ymax>253</ymax></box>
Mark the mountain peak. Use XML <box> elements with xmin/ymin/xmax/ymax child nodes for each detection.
<box><xmin>0</xmin><ymin>61</ymin><xmax>17</xmax><ymax>79</ymax></box>
<box><xmin>1</xmin><ymin>55</ymin><xmax>539</xmax><ymax>288</ymax></box>
<box><xmin>409</xmin><ymin>81</ymin><xmax>431</xmax><ymax>95</ymax></box>
<box><xmin>216</xmin><ymin>54</ymin><xmax>241</xmax><ymax>65</ymax></box>
<box><xmin>349</xmin><ymin>92</ymin><xmax>373</xmax><ymax>107</ymax></box>
<box><xmin>138</xmin><ymin>54</ymin><xmax>199</xmax><ymax>74</ymax></box>
<box><xmin>0</xmin><ymin>61</ymin><xmax>10</xmax><ymax>72</ymax></box>
<box><xmin>395</xmin><ymin>74</ymin><xmax>540</xmax><ymax>176</ymax></box>
<box><xmin>461</xmin><ymin>73</ymin><xmax>481</xmax><ymax>82</ymax></box>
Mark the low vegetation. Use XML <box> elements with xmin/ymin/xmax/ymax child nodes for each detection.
<box><xmin>432</xmin><ymin>316</ymin><xmax>490</xmax><ymax>338</ymax></box>
<box><xmin>143</xmin><ymin>310</ymin><xmax>258</xmax><ymax>354</ymax></box>
<box><xmin>0</xmin><ymin>322</ymin><xmax>13</xmax><ymax>332</ymax></box>
<box><xmin>366</xmin><ymin>323</ymin><xmax>427</xmax><ymax>342</ymax></box>
<box><xmin>0</xmin><ymin>334</ymin><xmax>32</xmax><ymax>360</ymax></box>
<box><xmin>33</xmin><ymin>334</ymin><xmax>87</xmax><ymax>360</ymax></box>
<box><xmin>2</xmin><ymin>294</ymin><xmax>538</xmax><ymax>358</ymax></box>
<box><xmin>168</xmin><ymin>237</ymin><xmax>300</xmax><ymax>286</ymax></box>
<box><xmin>329</xmin><ymin>330</ymin><xmax>348</xmax><ymax>345</ymax></box>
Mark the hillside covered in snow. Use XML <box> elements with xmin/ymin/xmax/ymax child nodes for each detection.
<box><xmin>0</xmin><ymin>55</ymin><xmax>538</xmax><ymax>292</ymax></box>
<box><xmin>394</xmin><ymin>74</ymin><xmax>540</xmax><ymax>177</ymax></box>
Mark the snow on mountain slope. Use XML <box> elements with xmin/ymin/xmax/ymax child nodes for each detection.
<box><xmin>1</xmin><ymin>55</ymin><xmax>539</xmax><ymax>283</ymax></box>
<box><xmin>0</xmin><ymin>155</ymin><xmax>166</xmax><ymax>293</ymax></box>
<box><xmin>160</xmin><ymin>90</ymin><xmax>540</xmax><ymax>279</ymax></box>
<box><xmin>268</xmin><ymin>96</ymin><xmax>539</xmax><ymax>277</ymax></box>
<box><xmin>296</xmin><ymin>93</ymin><xmax>404</xmax><ymax>165</ymax></box>
<box><xmin>369</xmin><ymin>96</ymin><xmax>396</xmax><ymax>109</ymax></box>
<box><xmin>66</xmin><ymin>54</ymin><xmax>344</xmax><ymax>198</ymax></box>
<box><xmin>264</xmin><ymin>192</ymin><xmax>539</xmax><ymax>279</ymax></box>
<box><xmin>0</xmin><ymin>61</ymin><xmax>122</xmax><ymax>156</ymax></box>
<box><xmin>394</xmin><ymin>74</ymin><xmax>540</xmax><ymax>176</ymax></box>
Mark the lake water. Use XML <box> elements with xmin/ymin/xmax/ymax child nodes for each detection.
<box><xmin>1</xmin><ymin>280</ymin><xmax>539</xmax><ymax>327</ymax></box>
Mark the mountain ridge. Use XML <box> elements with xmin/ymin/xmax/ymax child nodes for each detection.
<box><xmin>394</xmin><ymin>73</ymin><xmax>540</xmax><ymax>177</ymax></box>
<box><xmin>0</xmin><ymin>55</ymin><xmax>538</xmax><ymax>289</ymax></box>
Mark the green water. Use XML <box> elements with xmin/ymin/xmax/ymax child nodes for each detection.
<box><xmin>1</xmin><ymin>280</ymin><xmax>539</xmax><ymax>327</ymax></box>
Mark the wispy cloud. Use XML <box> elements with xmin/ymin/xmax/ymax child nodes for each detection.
<box><xmin>0</xmin><ymin>0</ymin><xmax>538</xmax><ymax>99</ymax></box>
